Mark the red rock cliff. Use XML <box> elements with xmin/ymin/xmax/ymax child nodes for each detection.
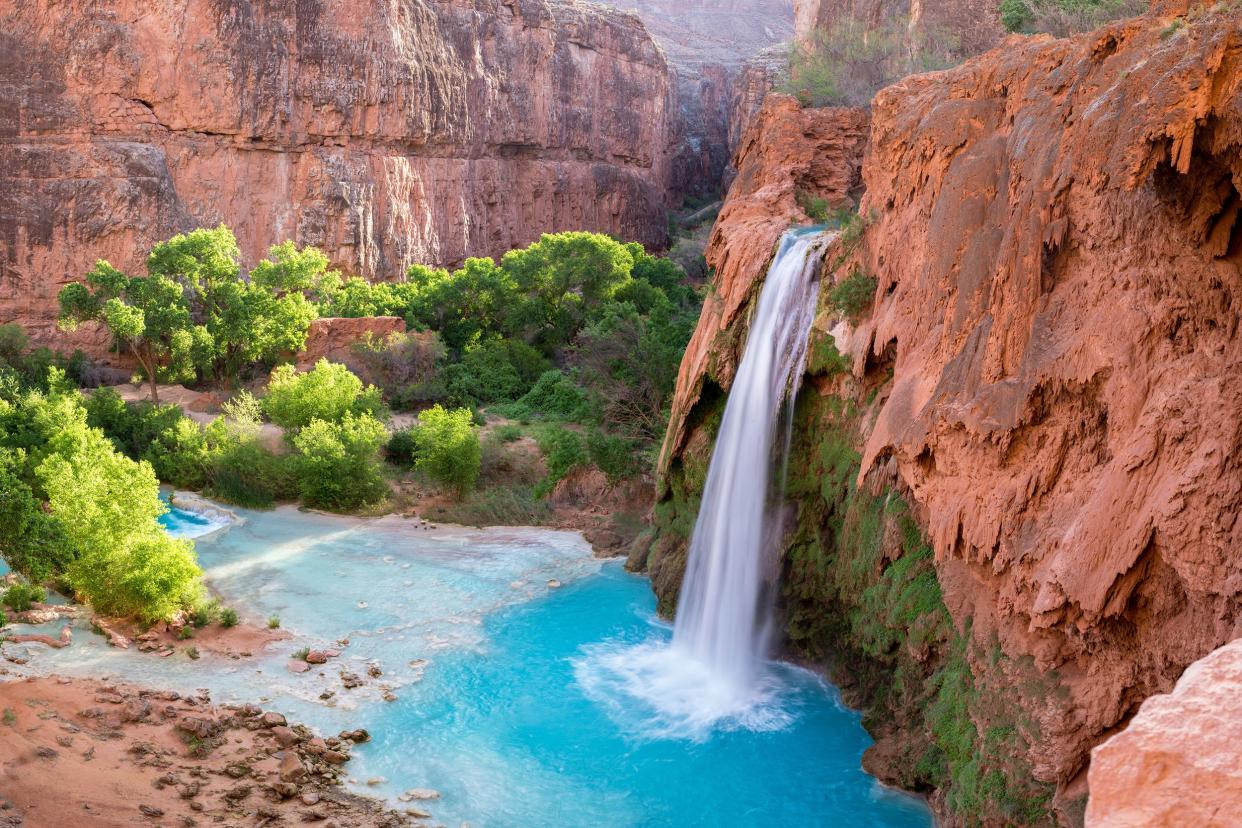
<box><xmin>854</xmin><ymin>6</ymin><xmax>1242</xmax><ymax>790</ymax></box>
<box><xmin>656</xmin><ymin>3</ymin><xmax>1242</xmax><ymax>822</ymax></box>
<box><xmin>0</xmin><ymin>0</ymin><xmax>678</xmax><ymax>351</ymax></box>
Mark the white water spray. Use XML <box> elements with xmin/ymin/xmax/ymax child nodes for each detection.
<box><xmin>672</xmin><ymin>228</ymin><xmax>825</xmax><ymax>692</ymax></box>
<box><xmin>575</xmin><ymin>229</ymin><xmax>827</xmax><ymax>738</ymax></box>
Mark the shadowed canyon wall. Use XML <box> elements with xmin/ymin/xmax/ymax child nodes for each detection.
<box><xmin>0</xmin><ymin>0</ymin><xmax>679</xmax><ymax>353</ymax></box>
<box><xmin>647</xmin><ymin>4</ymin><xmax>1242</xmax><ymax>825</ymax></box>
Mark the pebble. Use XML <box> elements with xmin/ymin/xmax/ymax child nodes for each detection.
<box><xmin>547</xmin><ymin>579</ymin><xmax>562</xmax><ymax>588</ymax></box>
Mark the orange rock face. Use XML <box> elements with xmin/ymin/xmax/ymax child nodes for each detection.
<box><xmin>1086</xmin><ymin>637</ymin><xmax>1242</xmax><ymax>828</ymax></box>
<box><xmin>0</xmin><ymin>0</ymin><xmax>677</xmax><ymax>353</ymax></box>
<box><xmin>296</xmin><ymin>317</ymin><xmax>406</xmax><ymax>372</ymax></box>
<box><xmin>660</xmin><ymin>95</ymin><xmax>869</xmax><ymax>471</ymax></box>
<box><xmin>854</xmin><ymin>8</ymin><xmax>1242</xmax><ymax>788</ymax></box>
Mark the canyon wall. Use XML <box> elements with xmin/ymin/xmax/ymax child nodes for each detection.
<box><xmin>0</xmin><ymin>0</ymin><xmax>678</xmax><ymax>353</ymax></box>
<box><xmin>650</xmin><ymin>3</ymin><xmax>1242</xmax><ymax>825</ymax></box>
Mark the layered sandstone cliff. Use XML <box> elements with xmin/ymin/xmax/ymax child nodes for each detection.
<box><xmin>651</xmin><ymin>3</ymin><xmax>1242</xmax><ymax>824</ymax></box>
<box><xmin>0</xmin><ymin>0</ymin><xmax>678</xmax><ymax>353</ymax></box>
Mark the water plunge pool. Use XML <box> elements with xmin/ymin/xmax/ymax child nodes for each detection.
<box><xmin>20</xmin><ymin>503</ymin><xmax>932</xmax><ymax>827</ymax></box>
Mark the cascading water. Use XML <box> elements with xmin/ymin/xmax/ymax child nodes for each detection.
<box><xmin>576</xmin><ymin>227</ymin><xmax>828</xmax><ymax>738</ymax></box>
<box><xmin>672</xmin><ymin>228</ymin><xmax>825</xmax><ymax>690</ymax></box>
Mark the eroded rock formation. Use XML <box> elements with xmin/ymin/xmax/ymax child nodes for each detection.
<box><xmin>653</xmin><ymin>3</ymin><xmax>1242</xmax><ymax>824</ymax></box>
<box><xmin>1</xmin><ymin>0</ymin><xmax>678</xmax><ymax>354</ymax></box>
<box><xmin>1085</xmin><ymin>636</ymin><xmax>1242</xmax><ymax>828</ymax></box>
<box><xmin>855</xmin><ymin>5</ymin><xmax>1242</xmax><ymax>791</ymax></box>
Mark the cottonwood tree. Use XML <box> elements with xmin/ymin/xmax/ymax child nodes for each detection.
<box><xmin>58</xmin><ymin>261</ymin><xmax>211</xmax><ymax>404</ymax></box>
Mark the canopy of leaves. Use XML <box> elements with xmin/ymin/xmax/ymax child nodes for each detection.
<box><xmin>291</xmin><ymin>413</ymin><xmax>389</xmax><ymax>511</ymax></box>
<box><xmin>413</xmin><ymin>405</ymin><xmax>482</xmax><ymax>498</ymax></box>
<box><xmin>263</xmin><ymin>359</ymin><xmax>385</xmax><ymax>431</ymax></box>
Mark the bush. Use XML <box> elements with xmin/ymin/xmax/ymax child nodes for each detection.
<box><xmin>534</xmin><ymin>426</ymin><xmax>588</xmax><ymax>498</ymax></box>
<box><xmin>795</xmin><ymin>189</ymin><xmax>831</xmax><ymax>223</ymax></box>
<box><xmin>828</xmin><ymin>269</ymin><xmax>878</xmax><ymax>319</ymax></box>
<box><xmin>413</xmin><ymin>405</ymin><xmax>481</xmax><ymax>498</ymax></box>
<box><xmin>267</xmin><ymin>615</ymin><xmax>281</xmax><ymax>629</ymax></box>
<box><xmin>442</xmin><ymin>337</ymin><xmax>548</xmax><ymax>407</ymax></box>
<box><xmin>291</xmin><ymin>414</ymin><xmax>389</xmax><ymax>512</ymax></box>
<box><xmin>2</xmin><ymin>581</ymin><xmax>47</xmax><ymax>613</ymax></box>
<box><xmin>219</xmin><ymin>607</ymin><xmax>239</xmax><ymax>628</ymax></box>
<box><xmin>263</xmin><ymin>360</ymin><xmax>384</xmax><ymax>431</ymax></box>
<box><xmin>350</xmin><ymin>330</ymin><xmax>447</xmax><ymax>410</ymax></box>
<box><xmin>999</xmin><ymin>0</ymin><xmax>1146</xmax><ymax>35</ymax></box>
<box><xmin>780</xmin><ymin>21</ymin><xmax>953</xmax><ymax>108</ymax></box>
<box><xmin>0</xmin><ymin>452</ymin><xmax>77</xmax><ymax>584</ymax></box>
<box><xmin>493</xmin><ymin>424</ymin><xmax>523</xmax><ymax>443</ymax></box>
<box><xmin>586</xmin><ymin>430</ymin><xmax>642</xmax><ymax>484</ymax></box>
<box><xmin>497</xmin><ymin>370</ymin><xmax>595</xmax><ymax>423</ymax></box>
<box><xmin>385</xmin><ymin>427</ymin><xmax>419</xmax><ymax>468</ymax></box>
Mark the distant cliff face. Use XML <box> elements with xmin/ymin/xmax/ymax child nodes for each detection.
<box><xmin>598</xmin><ymin>0</ymin><xmax>796</xmax><ymax>201</ymax></box>
<box><xmin>0</xmin><ymin>0</ymin><xmax>678</xmax><ymax>353</ymax></box>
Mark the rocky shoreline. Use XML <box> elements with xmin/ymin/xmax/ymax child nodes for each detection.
<box><xmin>0</xmin><ymin>676</ymin><xmax>426</xmax><ymax>828</ymax></box>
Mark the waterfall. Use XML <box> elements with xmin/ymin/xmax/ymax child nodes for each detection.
<box><xmin>672</xmin><ymin>228</ymin><xmax>825</xmax><ymax>693</ymax></box>
<box><xmin>574</xmin><ymin>228</ymin><xmax>827</xmax><ymax>739</ymax></box>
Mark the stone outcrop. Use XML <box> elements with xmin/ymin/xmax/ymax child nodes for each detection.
<box><xmin>1</xmin><ymin>0</ymin><xmax>678</xmax><ymax>354</ymax></box>
<box><xmin>660</xmin><ymin>94</ymin><xmax>868</xmax><ymax>472</ymax></box>
<box><xmin>296</xmin><ymin>317</ymin><xmax>406</xmax><ymax>371</ymax></box>
<box><xmin>654</xmin><ymin>2</ymin><xmax>1242</xmax><ymax>824</ymax></box>
<box><xmin>854</xmin><ymin>5</ymin><xmax>1242</xmax><ymax>793</ymax></box>
<box><xmin>1085</xmin><ymin>636</ymin><xmax>1242</xmax><ymax>828</ymax></box>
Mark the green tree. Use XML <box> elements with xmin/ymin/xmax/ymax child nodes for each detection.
<box><xmin>291</xmin><ymin>413</ymin><xmax>389</xmax><ymax>511</ymax></box>
<box><xmin>262</xmin><ymin>359</ymin><xmax>384</xmax><ymax>431</ymax></box>
<box><xmin>58</xmin><ymin>261</ymin><xmax>211</xmax><ymax>404</ymax></box>
<box><xmin>414</xmin><ymin>405</ymin><xmax>481</xmax><ymax>498</ymax></box>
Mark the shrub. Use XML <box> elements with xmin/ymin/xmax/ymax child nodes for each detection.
<box><xmin>413</xmin><ymin>406</ymin><xmax>481</xmax><ymax>498</ymax></box>
<box><xmin>780</xmin><ymin>20</ymin><xmax>953</xmax><ymax>108</ymax></box>
<box><xmin>291</xmin><ymin>414</ymin><xmax>389</xmax><ymax>512</ymax></box>
<box><xmin>425</xmin><ymin>486</ymin><xmax>553</xmax><ymax>527</ymax></box>
<box><xmin>442</xmin><ymin>337</ymin><xmax>548</xmax><ymax>407</ymax></box>
<box><xmin>0</xmin><ymin>452</ymin><xmax>77</xmax><ymax>584</ymax></box>
<box><xmin>795</xmin><ymin>189</ymin><xmax>831</xmax><ymax>223</ymax></box>
<box><xmin>385</xmin><ymin>427</ymin><xmax>419</xmax><ymax>468</ymax></box>
<box><xmin>587</xmin><ymin>430</ymin><xmax>642</xmax><ymax>484</ymax></box>
<box><xmin>350</xmin><ymin>330</ymin><xmax>447</xmax><ymax>410</ymax></box>
<box><xmin>497</xmin><ymin>370</ymin><xmax>595</xmax><ymax>423</ymax></box>
<box><xmin>493</xmin><ymin>424</ymin><xmax>523</xmax><ymax>443</ymax></box>
<box><xmin>999</xmin><ymin>0</ymin><xmax>1146</xmax><ymax>35</ymax></box>
<box><xmin>2</xmin><ymin>581</ymin><xmax>47</xmax><ymax>613</ymax></box>
<box><xmin>828</xmin><ymin>269</ymin><xmax>878</xmax><ymax>319</ymax></box>
<box><xmin>263</xmin><ymin>359</ymin><xmax>384</xmax><ymax>431</ymax></box>
<box><xmin>267</xmin><ymin>615</ymin><xmax>281</xmax><ymax>629</ymax></box>
<box><xmin>189</xmin><ymin>600</ymin><xmax>217</xmax><ymax>628</ymax></box>
<box><xmin>534</xmin><ymin>425</ymin><xmax>588</xmax><ymax>498</ymax></box>
<box><xmin>219</xmin><ymin>607</ymin><xmax>239</xmax><ymax>628</ymax></box>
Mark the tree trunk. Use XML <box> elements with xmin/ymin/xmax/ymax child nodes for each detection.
<box><xmin>138</xmin><ymin>348</ymin><xmax>159</xmax><ymax>405</ymax></box>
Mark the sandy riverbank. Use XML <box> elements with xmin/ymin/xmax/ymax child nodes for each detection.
<box><xmin>0</xmin><ymin>676</ymin><xmax>419</xmax><ymax>827</ymax></box>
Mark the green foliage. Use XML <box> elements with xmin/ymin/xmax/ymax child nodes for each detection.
<box><xmin>264</xmin><ymin>359</ymin><xmax>385</xmax><ymax>431</ymax></box>
<box><xmin>795</xmin><ymin>189</ymin><xmax>831</xmax><ymax>223</ymax></box>
<box><xmin>219</xmin><ymin>607</ymin><xmax>239</xmax><ymax>628</ymax></box>
<box><xmin>291</xmin><ymin>414</ymin><xmax>389</xmax><ymax>512</ymax></box>
<box><xmin>533</xmin><ymin>425</ymin><xmax>588</xmax><ymax>498</ymax></box>
<box><xmin>586</xmin><ymin>430</ymin><xmax>642</xmax><ymax>484</ymax></box>
<box><xmin>385</xmin><ymin>427</ymin><xmax>419</xmax><ymax>468</ymax></box>
<box><xmin>57</xmin><ymin>228</ymin><xmax>324</xmax><ymax>399</ymax></box>
<box><xmin>497</xmin><ymin>370</ymin><xmax>596</xmax><ymax>423</ymax></box>
<box><xmin>2</xmin><ymin>581</ymin><xmax>47</xmax><ymax>613</ymax></box>
<box><xmin>999</xmin><ymin>0</ymin><xmax>1146</xmax><ymax>34</ymax></box>
<box><xmin>0</xmin><ymin>377</ymin><xmax>204</xmax><ymax>621</ymax></box>
<box><xmin>442</xmin><ymin>337</ymin><xmax>548</xmax><ymax>407</ymax></box>
<box><xmin>806</xmin><ymin>333</ymin><xmax>851</xmax><ymax>376</ymax></box>
<box><xmin>202</xmin><ymin>398</ymin><xmax>296</xmax><ymax>508</ymax></box>
<box><xmin>780</xmin><ymin>20</ymin><xmax>953</xmax><ymax>108</ymax></box>
<box><xmin>493</xmin><ymin>424</ymin><xmax>523</xmax><ymax>443</ymax></box>
<box><xmin>424</xmin><ymin>485</ymin><xmax>553</xmax><ymax>528</ymax></box>
<box><xmin>85</xmin><ymin>390</ymin><xmax>211</xmax><ymax>489</ymax></box>
<box><xmin>267</xmin><ymin>615</ymin><xmax>281</xmax><ymax>629</ymax></box>
<box><xmin>828</xmin><ymin>269</ymin><xmax>878</xmax><ymax>319</ymax></box>
<box><xmin>413</xmin><ymin>406</ymin><xmax>482</xmax><ymax>498</ymax></box>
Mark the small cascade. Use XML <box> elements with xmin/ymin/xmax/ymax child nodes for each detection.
<box><xmin>575</xmin><ymin>227</ymin><xmax>828</xmax><ymax>738</ymax></box>
<box><xmin>672</xmin><ymin>227</ymin><xmax>826</xmax><ymax>692</ymax></box>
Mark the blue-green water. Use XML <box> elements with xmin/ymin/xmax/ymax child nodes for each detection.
<box><xmin>14</xmin><ymin>504</ymin><xmax>931</xmax><ymax>828</ymax></box>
